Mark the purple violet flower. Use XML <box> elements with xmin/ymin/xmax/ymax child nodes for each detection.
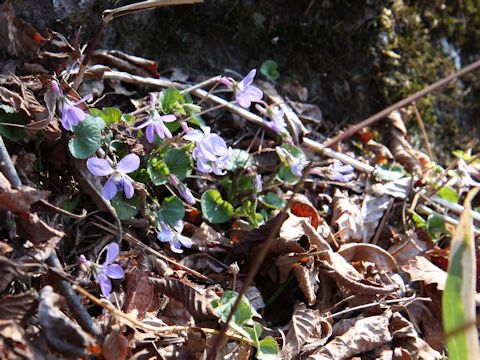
<box><xmin>51</xmin><ymin>80</ymin><xmax>89</xmax><ymax>131</ymax></box>
<box><xmin>135</xmin><ymin>93</ymin><xmax>177</xmax><ymax>143</ymax></box>
<box><xmin>253</xmin><ymin>174</ymin><xmax>262</xmax><ymax>193</ymax></box>
<box><xmin>309</xmin><ymin>160</ymin><xmax>356</xmax><ymax>183</ymax></box>
<box><xmin>157</xmin><ymin>220</ymin><xmax>193</xmax><ymax>254</ymax></box>
<box><xmin>184</xmin><ymin>127</ymin><xmax>232</xmax><ymax>175</ymax></box>
<box><xmin>168</xmin><ymin>175</ymin><xmax>196</xmax><ymax>205</ymax></box>
<box><xmin>87</xmin><ymin>154</ymin><xmax>140</xmax><ymax>200</ymax></box>
<box><xmin>458</xmin><ymin>159</ymin><xmax>480</xmax><ymax>187</ymax></box>
<box><xmin>221</xmin><ymin>69</ymin><xmax>263</xmax><ymax>108</ymax></box>
<box><xmin>276</xmin><ymin>146</ymin><xmax>306</xmax><ymax>177</ymax></box>
<box><xmin>81</xmin><ymin>243</ymin><xmax>124</xmax><ymax>298</ymax></box>
<box><xmin>266</xmin><ymin>107</ymin><xmax>288</xmax><ymax>137</ymax></box>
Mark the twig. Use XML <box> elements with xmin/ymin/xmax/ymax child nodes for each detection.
<box><xmin>323</xmin><ymin>57</ymin><xmax>480</xmax><ymax>148</ymax></box>
<box><xmin>92</xmin><ymin>218</ymin><xmax>212</xmax><ymax>282</ymax></box>
<box><xmin>412</xmin><ymin>102</ymin><xmax>433</xmax><ymax>160</ymax></box>
<box><xmin>324</xmin><ymin>295</ymin><xmax>430</xmax><ymax>319</ymax></box>
<box><xmin>38</xmin><ymin>199</ymin><xmax>88</xmax><ymax>220</ymax></box>
<box><xmin>0</xmin><ymin>135</ymin><xmax>100</xmax><ymax>337</ymax></box>
<box><xmin>73</xmin><ymin>284</ymin><xmax>253</xmax><ymax>345</ymax></box>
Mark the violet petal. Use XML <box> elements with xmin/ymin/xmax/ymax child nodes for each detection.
<box><xmin>104</xmin><ymin>243</ymin><xmax>119</xmax><ymax>265</ymax></box>
<box><xmin>104</xmin><ymin>264</ymin><xmax>124</xmax><ymax>279</ymax></box>
<box><xmin>102</xmin><ymin>176</ymin><xmax>118</xmax><ymax>200</ymax></box>
<box><xmin>87</xmin><ymin>158</ymin><xmax>114</xmax><ymax>177</ymax></box>
<box><xmin>117</xmin><ymin>154</ymin><xmax>140</xmax><ymax>173</ymax></box>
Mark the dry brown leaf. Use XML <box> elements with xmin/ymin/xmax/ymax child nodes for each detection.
<box><xmin>402</xmin><ymin>256</ymin><xmax>447</xmax><ymax>290</ymax></box>
<box><xmin>0</xmin><ymin>256</ymin><xmax>23</xmax><ymax>292</ymax></box>
<box><xmin>331</xmin><ymin>189</ymin><xmax>362</xmax><ymax>243</ymax></box>
<box><xmin>0</xmin><ymin>172</ymin><xmax>49</xmax><ymax>213</ymax></box>
<box><xmin>307</xmin><ymin>311</ymin><xmax>392</xmax><ymax>360</ymax></box>
<box><xmin>16</xmin><ymin>212</ymin><xmax>64</xmax><ymax>245</ymax></box>
<box><xmin>281</xmin><ymin>303</ymin><xmax>332</xmax><ymax>359</ymax></box>
<box><xmin>191</xmin><ymin>222</ymin><xmax>231</xmax><ymax>250</ymax></box>
<box><xmin>0</xmin><ymin>292</ymin><xmax>35</xmax><ymax>321</ymax></box>
<box><xmin>149</xmin><ymin>277</ymin><xmax>218</xmax><ymax>323</ymax></box>
<box><xmin>124</xmin><ymin>271</ymin><xmax>161</xmax><ymax>321</ymax></box>
<box><xmin>0</xmin><ymin>319</ymin><xmax>35</xmax><ymax>359</ymax></box>
<box><xmin>293</xmin><ymin>264</ymin><xmax>319</xmax><ymax>305</ymax></box>
<box><xmin>38</xmin><ymin>286</ymin><xmax>91</xmax><ymax>358</ymax></box>
<box><xmin>180</xmin><ymin>253</ymin><xmax>229</xmax><ymax>275</ymax></box>
<box><xmin>102</xmin><ymin>324</ymin><xmax>129</xmax><ymax>360</ymax></box>
<box><xmin>360</xmin><ymin>194</ymin><xmax>391</xmax><ymax>242</ymax></box>
<box><xmin>366</xmin><ymin>139</ymin><xmax>394</xmax><ymax>161</ymax></box>
<box><xmin>390</xmin><ymin>312</ymin><xmax>442</xmax><ymax>360</ymax></box>
<box><xmin>0</xmin><ymin>1</ymin><xmax>47</xmax><ymax>57</ymax></box>
<box><xmin>338</xmin><ymin>243</ymin><xmax>398</xmax><ymax>273</ymax></box>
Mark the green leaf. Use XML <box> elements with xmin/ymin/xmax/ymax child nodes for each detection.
<box><xmin>443</xmin><ymin>189</ymin><xmax>480</xmax><ymax>359</ymax></box>
<box><xmin>211</xmin><ymin>291</ymin><xmax>255</xmax><ymax>326</ymax></box>
<box><xmin>260</xmin><ymin>60</ymin><xmax>280</xmax><ymax>81</ymax></box>
<box><xmin>374</xmin><ymin>164</ymin><xmax>405</xmax><ymax>181</ymax></box>
<box><xmin>410</xmin><ymin>211</ymin><xmax>426</xmax><ymax>228</ymax></box>
<box><xmin>259</xmin><ymin>192</ymin><xmax>285</xmax><ymax>209</ymax></box>
<box><xmin>159</xmin><ymin>87</ymin><xmax>185</xmax><ymax>114</ymax></box>
<box><xmin>157</xmin><ymin>196</ymin><xmax>185</xmax><ymax>228</ymax></box>
<box><xmin>68</xmin><ymin>116</ymin><xmax>105</xmax><ymax>159</ymax></box>
<box><xmin>276</xmin><ymin>145</ymin><xmax>305</xmax><ymax>185</ymax></box>
<box><xmin>237</xmin><ymin>175</ymin><xmax>253</xmax><ymax>193</ymax></box>
<box><xmin>256</xmin><ymin>336</ymin><xmax>280</xmax><ymax>360</ymax></box>
<box><xmin>437</xmin><ymin>186</ymin><xmax>459</xmax><ymax>204</ymax></box>
<box><xmin>111</xmin><ymin>194</ymin><xmax>140</xmax><ymax>220</ymax></box>
<box><xmin>427</xmin><ymin>214</ymin><xmax>446</xmax><ymax>240</ymax></box>
<box><xmin>147</xmin><ymin>155</ymin><xmax>170</xmax><ymax>185</ymax></box>
<box><xmin>164</xmin><ymin>148</ymin><xmax>192</xmax><ymax>180</ymax></box>
<box><xmin>201</xmin><ymin>189</ymin><xmax>233</xmax><ymax>224</ymax></box>
<box><xmin>0</xmin><ymin>105</ymin><xmax>26</xmax><ymax>141</ymax></box>
<box><xmin>90</xmin><ymin>107</ymin><xmax>122</xmax><ymax>125</ymax></box>
<box><xmin>227</xmin><ymin>149</ymin><xmax>253</xmax><ymax>171</ymax></box>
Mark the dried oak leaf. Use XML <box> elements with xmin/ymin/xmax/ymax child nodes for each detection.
<box><xmin>402</xmin><ymin>256</ymin><xmax>447</xmax><ymax>291</ymax></box>
<box><xmin>360</xmin><ymin>194</ymin><xmax>391</xmax><ymax>242</ymax></box>
<box><xmin>293</xmin><ymin>264</ymin><xmax>319</xmax><ymax>305</ymax></box>
<box><xmin>38</xmin><ymin>286</ymin><xmax>90</xmax><ymax>358</ymax></box>
<box><xmin>124</xmin><ymin>271</ymin><xmax>161</xmax><ymax>321</ymax></box>
<box><xmin>0</xmin><ymin>172</ymin><xmax>49</xmax><ymax>213</ymax></box>
<box><xmin>0</xmin><ymin>292</ymin><xmax>35</xmax><ymax>321</ymax></box>
<box><xmin>16</xmin><ymin>212</ymin><xmax>64</xmax><ymax>245</ymax></box>
<box><xmin>149</xmin><ymin>277</ymin><xmax>218</xmax><ymax>323</ymax></box>
<box><xmin>281</xmin><ymin>303</ymin><xmax>332</xmax><ymax>359</ymax></box>
<box><xmin>307</xmin><ymin>311</ymin><xmax>392</xmax><ymax>360</ymax></box>
<box><xmin>331</xmin><ymin>189</ymin><xmax>362</xmax><ymax>244</ymax></box>
<box><xmin>0</xmin><ymin>319</ymin><xmax>35</xmax><ymax>359</ymax></box>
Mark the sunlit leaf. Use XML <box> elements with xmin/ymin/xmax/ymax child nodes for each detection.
<box><xmin>201</xmin><ymin>189</ymin><xmax>233</xmax><ymax>224</ymax></box>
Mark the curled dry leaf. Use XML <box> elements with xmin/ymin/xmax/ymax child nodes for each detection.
<box><xmin>190</xmin><ymin>222</ymin><xmax>232</xmax><ymax>250</ymax></box>
<box><xmin>0</xmin><ymin>319</ymin><xmax>34</xmax><ymax>359</ymax></box>
<box><xmin>281</xmin><ymin>303</ymin><xmax>332</xmax><ymax>359</ymax></box>
<box><xmin>0</xmin><ymin>292</ymin><xmax>35</xmax><ymax>321</ymax></box>
<box><xmin>402</xmin><ymin>256</ymin><xmax>447</xmax><ymax>290</ymax></box>
<box><xmin>293</xmin><ymin>264</ymin><xmax>319</xmax><ymax>305</ymax></box>
<box><xmin>337</xmin><ymin>243</ymin><xmax>398</xmax><ymax>273</ymax></box>
<box><xmin>38</xmin><ymin>286</ymin><xmax>91</xmax><ymax>358</ymax></box>
<box><xmin>366</xmin><ymin>139</ymin><xmax>394</xmax><ymax>162</ymax></box>
<box><xmin>306</xmin><ymin>311</ymin><xmax>392</xmax><ymax>360</ymax></box>
<box><xmin>149</xmin><ymin>277</ymin><xmax>218</xmax><ymax>323</ymax></box>
<box><xmin>0</xmin><ymin>172</ymin><xmax>50</xmax><ymax>213</ymax></box>
<box><xmin>331</xmin><ymin>189</ymin><xmax>362</xmax><ymax>244</ymax></box>
<box><xmin>303</xmin><ymin>222</ymin><xmax>397</xmax><ymax>295</ymax></box>
<box><xmin>16</xmin><ymin>211</ymin><xmax>64</xmax><ymax>245</ymax></box>
<box><xmin>388</xmin><ymin>110</ymin><xmax>430</xmax><ymax>173</ymax></box>
<box><xmin>360</xmin><ymin>194</ymin><xmax>391</xmax><ymax>242</ymax></box>
<box><xmin>291</xmin><ymin>193</ymin><xmax>320</xmax><ymax>229</ymax></box>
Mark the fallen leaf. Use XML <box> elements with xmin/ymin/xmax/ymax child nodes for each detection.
<box><xmin>307</xmin><ymin>311</ymin><xmax>392</xmax><ymax>360</ymax></box>
<box><xmin>38</xmin><ymin>286</ymin><xmax>90</xmax><ymax>358</ymax></box>
<box><xmin>0</xmin><ymin>256</ymin><xmax>23</xmax><ymax>292</ymax></box>
<box><xmin>0</xmin><ymin>172</ymin><xmax>50</xmax><ymax>213</ymax></box>
<box><xmin>360</xmin><ymin>194</ymin><xmax>391</xmax><ymax>242</ymax></box>
<box><xmin>124</xmin><ymin>271</ymin><xmax>161</xmax><ymax>321</ymax></box>
<box><xmin>149</xmin><ymin>277</ymin><xmax>218</xmax><ymax>323</ymax></box>
<box><xmin>293</xmin><ymin>264</ymin><xmax>319</xmax><ymax>305</ymax></box>
<box><xmin>291</xmin><ymin>194</ymin><xmax>320</xmax><ymax>229</ymax></box>
<box><xmin>102</xmin><ymin>324</ymin><xmax>129</xmax><ymax>360</ymax></box>
<box><xmin>0</xmin><ymin>292</ymin><xmax>35</xmax><ymax>321</ymax></box>
<box><xmin>281</xmin><ymin>303</ymin><xmax>332</xmax><ymax>359</ymax></box>
<box><xmin>403</xmin><ymin>256</ymin><xmax>447</xmax><ymax>290</ymax></box>
<box><xmin>331</xmin><ymin>189</ymin><xmax>362</xmax><ymax>243</ymax></box>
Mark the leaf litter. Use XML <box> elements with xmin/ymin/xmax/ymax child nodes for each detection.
<box><xmin>0</xmin><ymin>1</ymin><xmax>479</xmax><ymax>359</ymax></box>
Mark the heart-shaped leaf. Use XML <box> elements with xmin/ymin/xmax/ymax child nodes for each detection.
<box><xmin>201</xmin><ymin>189</ymin><xmax>233</xmax><ymax>224</ymax></box>
<box><xmin>68</xmin><ymin>116</ymin><xmax>105</xmax><ymax>159</ymax></box>
<box><xmin>157</xmin><ymin>195</ymin><xmax>185</xmax><ymax>227</ymax></box>
<box><xmin>111</xmin><ymin>193</ymin><xmax>140</xmax><ymax>220</ymax></box>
